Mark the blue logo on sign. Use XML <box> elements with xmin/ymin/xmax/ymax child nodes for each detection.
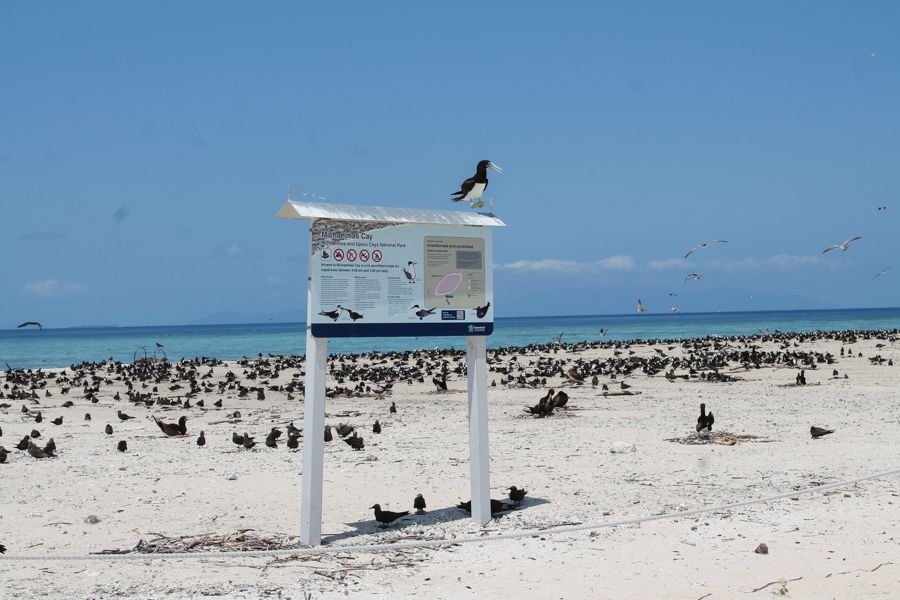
<box><xmin>441</xmin><ymin>310</ymin><xmax>465</xmax><ymax>320</ymax></box>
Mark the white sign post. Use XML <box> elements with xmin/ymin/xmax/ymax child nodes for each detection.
<box><xmin>277</xmin><ymin>200</ymin><xmax>505</xmax><ymax>546</ymax></box>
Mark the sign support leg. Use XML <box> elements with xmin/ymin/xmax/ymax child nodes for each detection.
<box><xmin>300</xmin><ymin>332</ymin><xmax>328</xmax><ymax>545</ymax></box>
<box><xmin>466</xmin><ymin>335</ymin><xmax>491</xmax><ymax>525</ymax></box>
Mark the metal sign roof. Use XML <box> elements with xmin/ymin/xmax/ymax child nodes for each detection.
<box><xmin>276</xmin><ymin>200</ymin><xmax>506</xmax><ymax>227</ymax></box>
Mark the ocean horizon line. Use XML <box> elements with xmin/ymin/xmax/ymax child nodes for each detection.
<box><xmin>6</xmin><ymin>305</ymin><xmax>900</xmax><ymax>332</ymax></box>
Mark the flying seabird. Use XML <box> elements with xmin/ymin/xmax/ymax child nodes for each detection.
<box><xmin>475</xmin><ymin>302</ymin><xmax>491</xmax><ymax>318</ymax></box>
<box><xmin>873</xmin><ymin>266</ymin><xmax>891</xmax><ymax>280</ymax></box>
<box><xmin>450</xmin><ymin>160</ymin><xmax>502</xmax><ymax>208</ymax></box>
<box><xmin>318</xmin><ymin>307</ymin><xmax>341</xmax><ymax>321</ymax></box>
<box><xmin>636</xmin><ymin>299</ymin><xmax>647</xmax><ymax>314</ymax></box>
<box><xmin>16</xmin><ymin>321</ymin><xmax>43</xmax><ymax>330</ymax></box>
<box><xmin>670</xmin><ymin>307</ymin><xmax>680</xmax><ymax>313</ymax></box>
<box><xmin>599</xmin><ymin>328</ymin><xmax>607</xmax><ymax>336</ymax></box>
<box><xmin>402</xmin><ymin>262</ymin><xmax>417</xmax><ymax>282</ymax></box>
<box><xmin>684</xmin><ymin>273</ymin><xmax>702</xmax><ymax>281</ymax></box>
<box><xmin>414</xmin><ymin>494</ymin><xmax>427</xmax><ymax>514</ymax></box>
<box><xmin>810</xmin><ymin>426</ymin><xmax>834</xmax><ymax>439</ymax></box>
<box><xmin>684</xmin><ymin>240</ymin><xmax>728</xmax><ymax>260</ymax></box>
<box><xmin>822</xmin><ymin>236</ymin><xmax>861</xmax><ymax>253</ymax></box>
<box><xmin>370</xmin><ymin>504</ymin><xmax>409</xmax><ymax>526</ymax></box>
<box><xmin>411</xmin><ymin>305</ymin><xmax>436</xmax><ymax>320</ymax></box>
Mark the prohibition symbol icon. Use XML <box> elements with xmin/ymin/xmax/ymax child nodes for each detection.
<box><xmin>333</xmin><ymin>248</ymin><xmax>344</xmax><ymax>262</ymax></box>
<box><xmin>372</xmin><ymin>250</ymin><xmax>382</xmax><ymax>263</ymax></box>
<box><xmin>359</xmin><ymin>249</ymin><xmax>370</xmax><ymax>262</ymax></box>
<box><xmin>347</xmin><ymin>249</ymin><xmax>358</xmax><ymax>262</ymax></box>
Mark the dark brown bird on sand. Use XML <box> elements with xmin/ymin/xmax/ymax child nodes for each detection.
<box><xmin>27</xmin><ymin>441</ymin><xmax>53</xmax><ymax>459</ymax></box>
<box><xmin>324</xmin><ymin>425</ymin><xmax>333</xmax><ymax>442</ymax></box>
<box><xmin>370</xmin><ymin>504</ymin><xmax>409</xmax><ymax>526</ymax></box>
<box><xmin>372</xmin><ymin>420</ymin><xmax>381</xmax><ymax>434</ymax></box>
<box><xmin>344</xmin><ymin>431</ymin><xmax>364</xmax><ymax>450</ymax></box>
<box><xmin>43</xmin><ymin>438</ymin><xmax>56</xmax><ymax>455</ymax></box>
<box><xmin>197</xmin><ymin>431</ymin><xmax>206</xmax><ymax>447</ymax></box>
<box><xmin>242</xmin><ymin>435</ymin><xmax>256</xmax><ymax>450</ymax></box>
<box><xmin>117</xmin><ymin>410</ymin><xmax>134</xmax><ymax>421</ymax></box>
<box><xmin>457</xmin><ymin>498</ymin><xmax>516</xmax><ymax>515</ymax></box>
<box><xmin>0</xmin><ymin>446</ymin><xmax>8</xmax><ymax>464</ymax></box>
<box><xmin>810</xmin><ymin>426</ymin><xmax>835</xmax><ymax>439</ymax></box>
<box><xmin>154</xmin><ymin>416</ymin><xmax>187</xmax><ymax>436</ymax></box>
<box><xmin>508</xmin><ymin>486</ymin><xmax>527</xmax><ymax>503</ymax></box>
<box><xmin>287</xmin><ymin>433</ymin><xmax>300</xmax><ymax>450</ymax></box>
<box><xmin>414</xmin><ymin>494</ymin><xmax>426</xmax><ymax>514</ymax></box>
<box><xmin>0</xmin><ymin>542</ymin><xmax>6</xmax><ymax>553</ymax></box>
<box><xmin>117</xmin><ymin>440</ymin><xmax>127</xmax><ymax>452</ymax></box>
<box><xmin>51</xmin><ymin>416</ymin><xmax>63</xmax><ymax>425</ymax></box>
<box><xmin>389</xmin><ymin>401</ymin><xmax>397</xmax><ymax>414</ymax></box>
<box><xmin>105</xmin><ymin>424</ymin><xmax>113</xmax><ymax>435</ymax></box>
<box><xmin>336</xmin><ymin>423</ymin><xmax>354</xmax><ymax>438</ymax></box>
<box><xmin>16</xmin><ymin>436</ymin><xmax>30</xmax><ymax>450</ymax></box>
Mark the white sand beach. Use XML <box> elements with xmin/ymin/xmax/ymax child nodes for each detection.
<box><xmin>2</xmin><ymin>333</ymin><xmax>899</xmax><ymax>599</ymax></box>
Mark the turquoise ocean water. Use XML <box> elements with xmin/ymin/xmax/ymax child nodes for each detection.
<box><xmin>3</xmin><ymin>307</ymin><xmax>900</xmax><ymax>370</ymax></box>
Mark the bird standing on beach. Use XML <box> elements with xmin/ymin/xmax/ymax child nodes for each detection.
<box><xmin>414</xmin><ymin>494</ymin><xmax>427</xmax><ymax>515</ymax></box>
<box><xmin>154</xmin><ymin>416</ymin><xmax>187</xmax><ymax>436</ymax></box>
<box><xmin>197</xmin><ymin>431</ymin><xmax>206</xmax><ymax>447</ymax></box>
<box><xmin>450</xmin><ymin>160</ymin><xmax>502</xmax><ymax>208</ymax></box>
<box><xmin>508</xmin><ymin>486</ymin><xmax>527</xmax><ymax>504</ymax></box>
<box><xmin>810</xmin><ymin>426</ymin><xmax>834</xmax><ymax>439</ymax></box>
<box><xmin>822</xmin><ymin>236</ymin><xmax>861</xmax><ymax>253</ymax></box>
<box><xmin>370</xmin><ymin>504</ymin><xmax>409</xmax><ymax>526</ymax></box>
<box><xmin>696</xmin><ymin>403</ymin><xmax>714</xmax><ymax>434</ymax></box>
<box><xmin>117</xmin><ymin>410</ymin><xmax>134</xmax><ymax>421</ymax></box>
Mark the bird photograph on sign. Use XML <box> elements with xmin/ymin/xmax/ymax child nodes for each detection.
<box><xmin>3</xmin><ymin>3</ymin><xmax>900</xmax><ymax>599</ymax></box>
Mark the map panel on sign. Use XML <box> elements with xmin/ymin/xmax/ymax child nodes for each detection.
<box><xmin>424</xmin><ymin>236</ymin><xmax>485</xmax><ymax>310</ymax></box>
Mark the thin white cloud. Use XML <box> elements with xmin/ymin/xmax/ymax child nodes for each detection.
<box><xmin>644</xmin><ymin>254</ymin><xmax>831</xmax><ymax>272</ymax></box>
<box><xmin>22</xmin><ymin>279</ymin><xmax>87</xmax><ymax>298</ymax></box>
<box><xmin>646</xmin><ymin>258</ymin><xmax>683</xmax><ymax>271</ymax></box>
<box><xmin>496</xmin><ymin>255</ymin><xmax>635</xmax><ymax>273</ymax></box>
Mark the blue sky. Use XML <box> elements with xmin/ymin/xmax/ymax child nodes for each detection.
<box><xmin>2</xmin><ymin>2</ymin><xmax>898</xmax><ymax>327</ymax></box>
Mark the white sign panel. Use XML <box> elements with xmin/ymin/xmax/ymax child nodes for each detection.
<box><xmin>309</xmin><ymin>220</ymin><xmax>493</xmax><ymax>337</ymax></box>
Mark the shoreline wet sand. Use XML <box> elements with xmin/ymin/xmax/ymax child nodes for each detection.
<box><xmin>2</xmin><ymin>329</ymin><xmax>899</xmax><ymax>598</ymax></box>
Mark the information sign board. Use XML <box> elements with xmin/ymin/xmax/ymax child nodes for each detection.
<box><xmin>309</xmin><ymin>220</ymin><xmax>493</xmax><ymax>337</ymax></box>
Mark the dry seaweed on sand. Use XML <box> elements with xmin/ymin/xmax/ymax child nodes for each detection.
<box><xmin>94</xmin><ymin>529</ymin><xmax>303</xmax><ymax>555</ymax></box>
<box><xmin>664</xmin><ymin>432</ymin><xmax>775</xmax><ymax>446</ymax></box>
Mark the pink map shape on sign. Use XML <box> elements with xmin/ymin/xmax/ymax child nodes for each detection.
<box><xmin>434</xmin><ymin>272</ymin><xmax>464</xmax><ymax>296</ymax></box>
